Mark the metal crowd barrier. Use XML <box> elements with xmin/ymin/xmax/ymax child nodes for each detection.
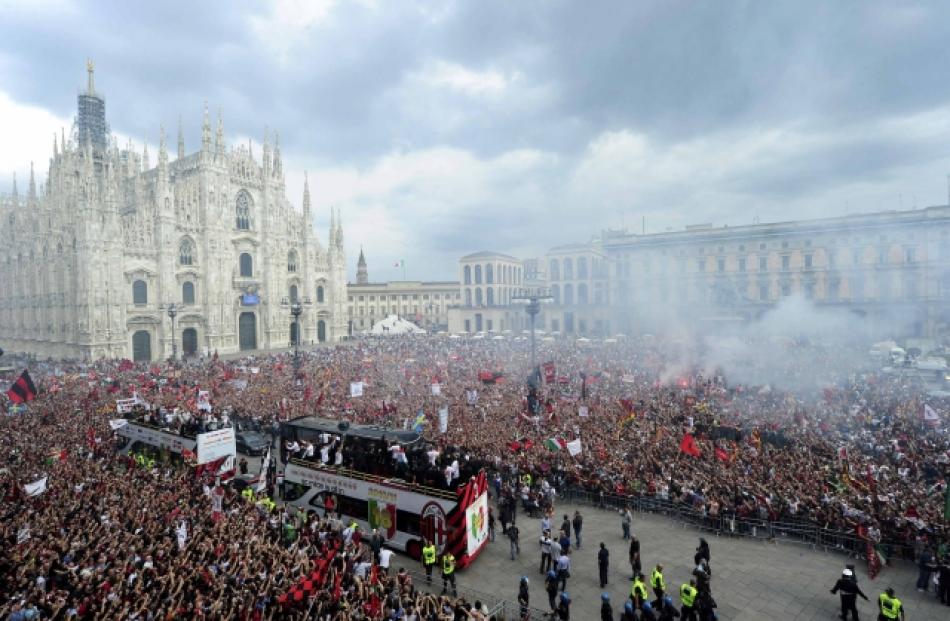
<box><xmin>559</xmin><ymin>486</ymin><xmax>919</xmax><ymax>564</ymax></box>
<box><xmin>400</xmin><ymin>566</ymin><xmax>552</xmax><ymax>620</ymax></box>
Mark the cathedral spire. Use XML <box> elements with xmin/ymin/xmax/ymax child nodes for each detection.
<box><xmin>215</xmin><ymin>108</ymin><xmax>225</xmax><ymax>157</ymax></box>
<box><xmin>53</xmin><ymin>133</ymin><xmax>58</xmax><ymax>157</ymax></box>
<box><xmin>177</xmin><ymin>115</ymin><xmax>185</xmax><ymax>160</ymax></box>
<box><xmin>334</xmin><ymin>206</ymin><xmax>344</xmax><ymax>248</ymax></box>
<box><xmin>86</xmin><ymin>58</ymin><xmax>95</xmax><ymax>94</ymax></box>
<box><xmin>201</xmin><ymin>101</ymin><xmax>211</xmax><ymax>152</ymax></box>
<box><xmin>61</xmin><ymin>127</ymin><xmax>66</xmax><ymax>153</ymax></box>
<box><xmin>159</xmin><ymin>124</ymin><xmax>168</xmax><ymax>169</ymax></box>
<box><xmin>11</xmin><ymin>172</ymin><xmax>18</xmax><ymax>207</ymax></box>
<box><xmin>273</xmin><ymin>131</ymin><xmax>282</xmax><ymax>177</ymax></box>
<box><xmin>262</xmin><ymin>127</ymin><xmax>271</xmax><ymax>176</ymax></box>
<box><xmin>302</xmin><ymin>171</ymin><xmax>311</xmax><ymax>214</ymax></box>
<box><xmin>142</xmin><ymin>141</ymin><xmax>150</xmax><ymax>171</ymax></box>
<box><xmin>28</xmin><ymin>162</ymin><xmax>36</xmax><ymax>202</ymax></box>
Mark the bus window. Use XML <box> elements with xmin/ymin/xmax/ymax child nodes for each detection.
<box><xmin>336</xmin><ymin>494</ymin><xmax>369</xmax><ymax>521</ymax></box>
<box><xmin>308</xmin><ymin>490</ymin><xmax>333</xmax><ymax>510</ymax></box>
<box><xmin>283</xmin><ymin>483</ymin><xmax>311</xmax><ymax>502</ymax></box>
<box><xmin>396</xmin><ymin>509</ymin><xmax>421</xmax><ymax>536</ymax></box>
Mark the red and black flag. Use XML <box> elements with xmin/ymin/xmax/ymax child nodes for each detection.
<box><xmin>6</xmin><ymin>370</ymin><xmax>37</xmax><ymax>404</ymax></box>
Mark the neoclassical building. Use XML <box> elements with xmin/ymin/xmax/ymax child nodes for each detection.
<box><xmin>0</xmin><ymin>63</ymin><xmax>347</xmax><ymax>361</ymax></box>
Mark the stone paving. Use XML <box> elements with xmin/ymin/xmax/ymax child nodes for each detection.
<box><xmin>393</xmin><ymin>500</ymin><xmax>949</xmax><ymax>620</ymax></box>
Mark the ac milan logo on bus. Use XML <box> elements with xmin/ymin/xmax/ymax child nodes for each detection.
<box><xmin>421</xmin><ymin>502</ymin><xmax>448</xmax><ymax>547</ymax></box>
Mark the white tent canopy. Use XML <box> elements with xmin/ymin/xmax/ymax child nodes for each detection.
<box><xmin>366</xmin><ymin>314</ymin><xmax>426</xmax><ymax>336</ymax></box>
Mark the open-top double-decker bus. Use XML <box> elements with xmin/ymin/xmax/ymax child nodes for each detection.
<box><xmin>280</xmin><ymin>416</ymin><xmax>489</xmax><ymax>568</ymax></box>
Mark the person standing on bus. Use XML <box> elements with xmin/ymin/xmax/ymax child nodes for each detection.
<box><xmin>422</xmin><ymin>539</ymin><xmax>437</xmax><ymax>584</ymax></box>
<box><xmin>441</xmin><ymin>550</ymin><xmax>457</xmax><ymax>596</ymax></box>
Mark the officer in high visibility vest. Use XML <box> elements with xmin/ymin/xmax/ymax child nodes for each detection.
<box><xmin>877</xmin><ymin>587</ymin><xmax>905</xmax><ymax>621</ymax></box>
<box><xmin>441</xmin><ymin>550</ymin><xmax>457</xmax><ymax>596</ymax></box>
<box><xmin>421</xmin><ymin>539</ymin><xmax>437</xmax><ymax>584</ymax></box>
<box><xmin>679</xmin><ymin>579</ymin><xmax>698</xmax><ymax>621</ymax></box>
<box><xmin>631</xmin><ymin>572</ymin><xmax>648</xmax><ymax>609</ymax></box>
<box><xmin>241</xmin><ymin>486</ymin><xmax>255</xmax><ymax>502</ymax></box>
<box><xmin>650</xmin><ymin>563</ymin><xmax>666</xmax><ymax>606</ymax></box>
<box><xmin>134</xmin><ymin>453</ymin><xmax>146</xmax><ymax>468</ymax></box>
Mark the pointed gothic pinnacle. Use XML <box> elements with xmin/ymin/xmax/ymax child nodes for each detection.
<box><xmin>29</xmin><ymin>162</ymin><xmax>36</xmax><ymax>198</ymax></box>
<box><xmin>11</xmin><ymin>172</ymin><xmax>17</xmax><ymax>198</ymax></box>
<box><xmin>177</xmin><ymin>114</ymin><xmax>185</xmax><ymax>159</ymax></box>
<box><xmin>53</xmin><ymin>133</ymin><xmax>58</xmax><ymax>156</ymax></box>
<box><xmin>302</xmin><ymin>171</ymin><xmax>311</xmax><ymax>211</ymax></box>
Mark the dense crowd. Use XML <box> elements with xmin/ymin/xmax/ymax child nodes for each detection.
<box><xmin>1</xmin><ymin>333</ymin><xmax>948</xmax><ymax>618</ymax></box>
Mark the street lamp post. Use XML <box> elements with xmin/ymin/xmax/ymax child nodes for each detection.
<box><xmin>511</xmin><ymin>287</ymin><xmax>552</xmax><ymax>373</ymax></box>
<box><xmin>163</xmin><ymin>303</ymin><xmax>179</xmax><ymax>361</ymax></box>
<box><xmin>282</xmin><ymin>296</ymin><xmax>311</xmax><ymax>376</ymax></box>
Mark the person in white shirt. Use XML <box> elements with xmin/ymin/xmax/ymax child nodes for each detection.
<box><xmin>427</xmin><ymin>447</ymin><xmax>440</xmax><ymax>466</ymax></box>
<box><xmin>320</xmin><ymin>444</ymin><xmax>330</xmax><ymax>464</ymax></box>
<box><xmin>303</xmin><ymin>441</ymin><xmax>315</xmax><ymax>460</ymax></box>
<box><xmin>378</xmin><ymin>548</ymin><xmax>394</xmax><ymax>574</ymax></box>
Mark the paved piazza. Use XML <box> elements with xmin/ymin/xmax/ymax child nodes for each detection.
<box><xmin>396</xmin><ymin>500</ymin><xmax>947</xmax><ymax>620</ymax></box>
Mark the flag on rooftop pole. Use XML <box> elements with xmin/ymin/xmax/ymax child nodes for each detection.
<box><xmin>6</xmin><ymin>370</ymin><xmax>37</xmax><ymax>404</ymax></box>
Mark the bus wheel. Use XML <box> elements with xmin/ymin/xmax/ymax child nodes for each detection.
<box><xmin>405</xmin><ymin>539</ymin><xmax>422</xmax><ymax>561</ymax></box>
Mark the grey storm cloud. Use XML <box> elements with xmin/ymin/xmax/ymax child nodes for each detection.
<box><xmin>3</xmin><ymin>0</ymin><xmax>950</xmax><ymax>279</ymax></box>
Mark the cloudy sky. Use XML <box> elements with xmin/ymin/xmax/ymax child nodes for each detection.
<box><xmin>3</xmin><ymin>0</ymin><xmax>950</xmax><ymax>280</ymax></box>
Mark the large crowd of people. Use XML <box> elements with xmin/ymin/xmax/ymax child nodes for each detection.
<box><xmin>1</xmin><ymin>333</ymin><xmax>948</xmax><ymax>618</ymax></box>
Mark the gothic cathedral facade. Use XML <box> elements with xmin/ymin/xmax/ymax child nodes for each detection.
<box><xmin>0</xmin><ymin>64</ymin><xmax>347</xmax><ymax>361</ymax></box>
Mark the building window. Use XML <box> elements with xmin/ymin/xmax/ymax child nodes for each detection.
<box><xmin>464</xmin><ymin>265</ymin><xmax>471</xmax><ymax>285</ymax></box>
<box><xmin>182</xmin><ymin>281</ymin><xmax>195</xmax><ymax>304</ymax></box>
<box><xmin>878</xmin><ymin>248</ymin><xmax>888</xmax><ymax>264</ymax></box>
<box><xmin>904</xmin><ymin>247</ymin><xmax>916</xmax><ymax>263</ymax></box>
<box><xmin>465</xmin><ymin>289</ymin><xmax>472</xmax><ymax>306</ymax></box>
<box><xmin>759</xmin><ymin>243</ymin><xmax>766</xmax><ymax>250</ymax></box>
<box><xmin>804</xmin><ymin>282</ymin><xmax>814</xmax><ymax>299</ymax></box>
<box><xmin>239</xmin><ymin>253</ymin><xmax>253</xmax><ymax>277</ymax></box>
<box><xmin>549</xmin><ymin>259</ymin><xmax>560</xmax><ymax>281</ymax></box>
<box><xmin>804</xmin><ymin>254</ymin><xmax>812</xmax><ymax>268</ymax></box>
<box><xmin>828</xmin><ymin>251</ymin><xmax>836</xmax><ymax>268</ymax></box>
<box><xmin>578</xmin><ymin>283</ymin><xmax>588</xmax><ymax>304</ymax></box>
<box><xmin>759</xmin><ymin>256</ymin><xmax>767</xmax><ymax>271</ymax></box>
<box><xmin>577</xmin><ymin>257</ymin><xmax>588</xmax><ymax>279</ymax></box>
<box><xmin>781</xmin><ymin>283</ymin><xmax>791</xmax><ymax>297</ymax></box>
<box><xmin>475</xmin><ymin>288</ymin><xmax>483</xmax><ymax>305</ymax></box>
<box><xmin>828</xmin><ymin>280</ymin><xmax>840</xmax><ymax>302</ymax></box>
<box><xmin>317</xmin><ymin>286</ymin><xmax>325</xmax><ymax>303</ymax></box>
<box><xmin>564</xmin><ymin>283</ymin><xmax>574</xmax><ymax>305</ymax></box>
<box><xmin>287</xmin><ymin>250</ymin><xmax>298</xmax><ymax>272</ymax></box>
<box><xmin>717</xmin><ymin>258</ymin><xmax>725</xmax><ymax>273</ymax></box>
<box><xmin>781</xmin><ymin>255</ymin><xmax>790</xmax><ymax>271</ymax></box>
<box><xmin>759</xmin><ymin>284</ymin><xmax>769</xmax><ymax>301</ymax></box>
<box><xmin>474</xmin><ymin>265</ymin><xmax>482</xmax><ymax>284</ymax></box>
<box><xmin>179</xmin><ymin>239</ymin><xmax>194</xmax><ymax>265</ymax></box>
<box><xmin>738</xmin><ymin>258</ymin><xmax>746</xmax><ymax>272</ymax></box>
<box><xmin>852</xmin><ymin>248</ymin><xmax>862</xmax><ymax>265</ymax></box>
<box><xmin>487</xmin><ymin>288</ymin><xmax>494</xmax><ymax>306</ymax></box>
<box><xmin>236</xmin><ymin>191</ymin><xmax>251</xmax><ymax>230</ymax></box>
<box><xmin>486</xmin><ymin>264</ymin><xmax>494</xmax><ymax>284</ymax></box>
<box><xmin>289</xmin><ymin>285</ymin><xmax>298</xmax><ymax>303</ymax></box>
<box><xmin>563</xmin><ymin>258</ymin><xmax>573</xmax><ymax>280</ymax></box>
<box><xmin>133</xmin><ymin>280</ymin><xmax>148</xmax><ymax>305</ymax></box>
<box><xmin>698</xmin><ymin>259</ymin><xmax>706</xmax><ymax>273</ymax></box>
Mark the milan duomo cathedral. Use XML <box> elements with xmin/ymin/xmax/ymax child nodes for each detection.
<box><xmin>0</xmin><ymin>62</ymin><xmax>347</xmax><ymax>361</ymax></box>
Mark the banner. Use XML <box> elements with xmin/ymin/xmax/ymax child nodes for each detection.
<box><xmin>465</xmin><ymin>492</ymin><xmax>489</xmax><ymax>556</ymax></box>
<box><xmin>543</xmin><ymin>362</ymin><xmax>556</xmax><ymax>384</ymax></box>
<box><xmin>680</xmin><ymin>433</ymin><xmax>701</xmax><ymax>457</ymax></box>
<box><xmin>350</xmin><ymin>381</ymin><xmax>364</xmax><ymax>398</ymax></box>
<box><xmin>438</xmin><ymin>406</ymin><xmax>449</xmax><ymax>434</ymax></box>
<box><xmin>108</xmin><ymin>419</ymin><xmax>129</xmax><ymax>430</ymax></box>
<box><xmin>24</xmin><ymin>476</ymin><xmax>48</xmax><ymax>497</ymax></box>
<box><xmin>465</xmin><ymin>389</ymin><xmax>478</xmax><ymax>405</ymax></box>
<box><xmin>115</xmin><ymin>398</ymin><xmax>138</xmax><ymax>414</ymax></box>
<box><xmin>566</xmin><ymin>438</ymin><xmax>582</xmax><ymax>456</ymax></box>
<box><xmin>256</xmin><ymin>445</ymin><xmax>272</xmax><ymax>493</ymax></box>
<box><xmin>921</xmin><ymin>403</ymin><xmax>939</xmax><ymax>427</ymax></box>
<box><xmin>578</xmin><ymin>406</ymin><xmax>589</xmax><ymax>418</ymax></box>
<box><xmin>431</xmin><ymin>383</ymin><xmax>441</xmax><ymax>396</ymax></box>
<box><xmin>196</xmin><ymin>428</ymin><xmax>236</xmax><ymax>465</ymax></box>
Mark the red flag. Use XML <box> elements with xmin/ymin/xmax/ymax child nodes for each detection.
<box><xmin>715</xmin><ymin>447</ymin><xmax>729</xmax><ymax>462</ymax></box>
<box><xmin>543</xmin><ymin>362</ymin><xmax>556</xmax><ymax>384</ymax></box>
<box><xmin>619</xmin><ymin>398</ymin><xmax>635</xmax><ymax>414</ymax></box>
<box><xmin>679</xmin><ymin>433</ymin><xmax>701</xmax><ymax>457</ymax></box>
<box><xmin>6</xmin><ymin>370</ymin><xmax>37</xmax><ymax>404</ymax></box>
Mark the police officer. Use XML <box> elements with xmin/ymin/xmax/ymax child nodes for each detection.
<box><xmin>441</xmin><ymin>550</ymin><xmax>457</xmax><ymax>596</ymax></box>
<box><xmin>631</xmin><ymin>572</ymin><xmax>649</xmax><ymax>609</ymax></box>
<box><xmin>640</xmin><ymin>600</ymin><xmax>658</xmax><ymax>621</ymax></box>
<box><xmin>629</xmin><ymin>534</ymin><xmax>641</xmax><ymax>579</ymax></box>
<box><xmin>657</xmin><ymin>595</ymin><xmax>680</xmax><ymax>621</ymax></box>
<box><xmin>545</xmin><ymin>570</ymin><xmax>559</xmax><ymax>612</ymax></box>
<box><xmin>598</xmin><ymin>542</ymin><xmax>609</xmax><ymax>588</ymax></box>
<box><xmin>555</xmin><ymin>592</ymin><xmax>571</xmax><ymax>620</ymax></box>
<box><xmin>421</xmin><ymin>539</ymin><xmax>437</xmax><ymax>585</ymax></box>
<box><xmin>830</xmin><ymin>567</ymin><xmax>868</xmax><ymax>620</ymax></box>
<box><xmin>877</xmin><ymin>587</ymin><xmax>904</xmax><ymax>621</ymax></box>
<box><xmin>651</xmin><ymin>563</ymin><xmax>666</xmax><ymax>606</ymax></box>
<box><xmin>679</xmin><ymin>579</ymin><xmax>698</xmax><ymax>621</ymax></box>
<box><xmin>518</xmin><ymin>575</ymin><xmax>530</xmax><ymax>619</ymax></box>
<box><xmin>600</xmin><ymin>592</ymin><xmax>613</xmax><ymax>621</ymax></box>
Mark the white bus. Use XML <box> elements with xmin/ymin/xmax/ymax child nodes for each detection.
<box><xmin>115</xmin><ymin>420</ymin><xmax>237</xmax><ymax>478</ymax></box>
<box><xmin>280</xmin><ymin>416</ymin><xmax>490</xmax><ymax>569</ymax></box>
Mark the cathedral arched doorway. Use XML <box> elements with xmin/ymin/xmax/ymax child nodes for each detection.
<box><xmin>132</xmin><ymin>330</ymin><xmax>151</xmax><ymax>362</ymax></box>
<box><xmin>289</xmin><ymin>322</ymin><xmax>299</xmax><ymax>348</ymax></box>
<box><xmin>239</xmin><ymin>312</ymin><xmax>257</xmax><ymax>351</ymax></box>
<box><xmin>182</xmin><ymin>328</ymin><xmax>198</xmax><ymax>358</ymax></box>
<box><xmin>317</xmin><ymin>320</ymin><xmax>327</xmax><ymax>343</ymax></box>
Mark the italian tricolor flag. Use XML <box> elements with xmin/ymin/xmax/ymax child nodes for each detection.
<box><xmin>545</xmin><ymin>437</ymin><xmax>567</xmax><ymax>451</ymax></box>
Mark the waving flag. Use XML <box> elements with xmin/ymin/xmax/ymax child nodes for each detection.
<box><xmin>412</xmin><ymin>410</ymin><xmax>426</xmax><ymax>432</ymax></box>
<box><xmin>679</xmin><ymin>433</ymin><xmax>701</xmax><ymax>457</ymax></box>
<box><xmin>6</xmin><ymin>370</ymin><xmax>37</xmax><ymax>404</ymax></box>
<box><xmin>715</xmin><ymin>447</ymin><xmax>730</xmax><ymax>462</ymax></box>
<box><xmin>544</xmin><ymin>437</ymin><xmax>567</xmax><ymax>451</ymax></box>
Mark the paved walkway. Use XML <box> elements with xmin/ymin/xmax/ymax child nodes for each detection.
<box><xmin>394</xmin><ymin>500</ymin><xmax>948</xmax><ymax>620</ymax></box>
